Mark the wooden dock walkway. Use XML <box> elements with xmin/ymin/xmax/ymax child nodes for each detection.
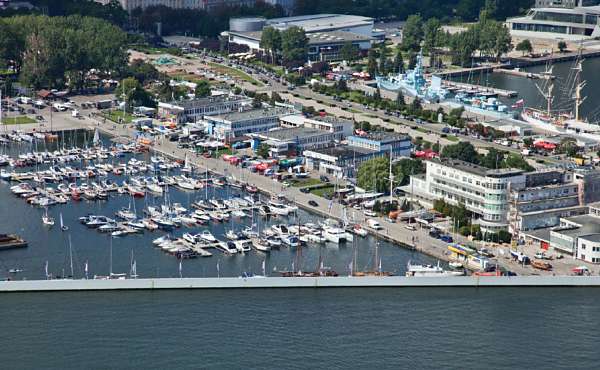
<box><xmin>441</xmin><ymin>80</ymin><xmax>518</xmax><ymax>97</ymax></box>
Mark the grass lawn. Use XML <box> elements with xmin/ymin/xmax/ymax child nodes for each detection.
<box><xmin>2</xmin><ymin>116</ymin><xmax>36</xmax><ymax>125</ymax></box>
<box><xmin>101</xmin><ymin>110</ymin><xmax>135</xmax><ymax>124</ymax></box>
<box><xmin>310</xmin><ymin>184</ymin><xmax>334</xmax><ymax>198</ymax></box>
<box><xmin>206</xmin><ymin>62</ymin><xmax>263</xmax><ymax>86</ymax></box>
<box><xmin>415</xmin><ymin>127</ymin><xmax>429</xmax><ymax>133</ymax></box>
<box><xmin>445</xmin><ymin>135</ymin><xmax>460</xmax><ymax>142</ymax></box>
<box><xmin>289</xmin><ymin>178</ymin><xmax>322</xmax><ymax>187</ymax></box>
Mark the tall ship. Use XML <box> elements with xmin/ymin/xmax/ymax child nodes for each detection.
<box><xmin>520</xmin><ymin>52</ymin><xmax>597</xmax><ymax>137</ymax></box>
<box><xmin>376</xmin><ymin>51</ymin><xmax>448</xmax><ymax>103</ymax></box>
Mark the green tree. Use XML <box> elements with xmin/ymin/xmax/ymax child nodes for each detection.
<box><xmin>339</xmin><ymin>42</ymin><xmax>358</xmax><ymax>62</ymax></box>
<box><xmin>367</xmin><ymin>48</ymin><xmax>378</xmax><ymax>77</ymax></box>
<box><xmin>423</xmin><ymin>17</ymin><xmax>441</xmax><ymax>65</ymax></box>
<box><xmin>516</xmin><ymin>39</ymin><xmax>533</xmax><ymax>56</ymax></box>
<box><xmin>395</xmin><ymin>90</ymin><xmax>406</xmax><ymax>109</ymax></box>
<box><xmin>391</xmin><ymin>47</ymin><xmax>404</xmax><ymax>74</ymax></box>
<box><xmin>257</xmin><ymin>143</ymin><xmax>270</xmax><ymax>159</ymax></box>
<box><xmin>558</xmin><ymin>40</ymin><xmax>567</xmax><ymax>53</ymax></box>
<box><xmin>357</xmin><ymin>156</ymin><xmax>391</xmax><ymax>192</ymax></box>
<box><xmin>260</xmin><ymin>26</ymin><xmax>281</xmax><ymax>64</ymax></box>
<box><xmin>504</xmin><ymin>153</ymin><xmax>534</xmax><ymax>171</ymax></box>
<box><xmin>195</xmin><ymin>80</ymin><xmax>211</xmax><ymax>98</ymax></box>
<box><xmin>378</xmin><ymin>43</ymin><xmax>389</xmax><ymax>75</ymax></box>
<box><xmin>402</xmin><ymin>14</ymin><xmax>423</xmax><ymax>52</ymax></box>
<box><xmin>280</xmin><ymin>26</ymin><xmax>308</xmax><ymax>64</ymax></box>
<box><xmin>522</xmin><ymin>137</ymin><xmax>533</xmax><ymax>147</ymax></box>
<box><xmin>441</xmin><ymin>141</ymin><xmax>480</xmax><ymax>164</ymax></box>
<box><xmin>480</xmin><ymin>147</ymin><xmax>505</xmax><ymax>169</ymax></box>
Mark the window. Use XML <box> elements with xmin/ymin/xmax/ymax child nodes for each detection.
<box><xmin>581</xmin><ymin>244</ymin><xmax>587</xmax><ymax>250</ymax></box>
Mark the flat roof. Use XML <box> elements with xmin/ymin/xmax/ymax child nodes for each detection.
<box><xmin>266</xmin><ymin>14</ymin><xmax>373</xmax><ymax>32</ymax></box>
<box><xmin>209</xmin><ymin>107</ymin><xmax>290</xmax><ymax>122</ymax></box>
<box><xmin>428</xmin><ymin>158</ymin><xmax>524</xmax><ymax>178</ymax></box>
<box><xmin>260</xmin><ymin>127</ymin><xmax>328</xmax><ymax>141</ymax></box>
<box><xmin>349</xmin><ymin>131</ymin><xmax>410</xmax><ymax>142</ymax></box>
<box><xmin>306</xmin><ymin>144</ymin><xmax>376</xmax><ymax>160</ymax></box>
<box><xmin>563</xmin><ymin>214</ymin><xmax>600</xmax><ymax>227</ymax></box>
<box><xmin>307</xmin><ymin>31</ymin><xmax>372</xmax><ymax>44</ymax></box>
<box><xmin>579</xmin><ymin>233</ymin><xmax>600</xmax><ymax>243</ymax></box>
<box><xmin>230</xmin><ymin>30</ymin><xmax>371</xmax><ymax>44</ymax></box>
<box><xmin>526</xmin><ymin>228</ymin><xmax>552</xmax><ymax>243</ymax></box>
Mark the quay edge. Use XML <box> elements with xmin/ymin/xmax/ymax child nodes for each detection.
<box><xmin>3</xmin><ymin>276</ymin><xmax>600</xmax><ymax>292</ymax></box>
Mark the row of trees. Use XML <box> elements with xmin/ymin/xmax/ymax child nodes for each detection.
<box><xmin>293</xmin><ymin>0</ymin><xmax>533</xmax><ymax>24</ymax></box>
<box><xmin>441</xmin><ymin>142</ymin><xmax>533</xmax><ymax>171</ymax></box>
<box><xmin>0</xmin><ymin>15</ymin><xmax>128</xmax><ymax>90</ymax></box>
<box><xmin>260</xmin><ymin>26</ymin><xmax>309</xmax><ymax>65</ymax></box>
<box><xmin>133</xmin><ymin>3</ymin><xmax>283</xmax><ymax>37</ymax></box>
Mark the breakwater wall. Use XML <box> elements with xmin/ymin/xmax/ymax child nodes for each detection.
<box><xmin>2</xmin><ymin>276</ymin><xmax>600</xmax><ymax>292</ymax></box>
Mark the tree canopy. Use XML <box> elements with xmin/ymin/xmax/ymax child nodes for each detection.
<box><xmin>0</xmin><ymin>15</ymin><xmax>127</xmax><ymax>90</ymax></box>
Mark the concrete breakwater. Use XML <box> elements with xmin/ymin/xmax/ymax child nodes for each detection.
<box><xmin>1</xmin><ymin>276</ymin><xmax>600</xmax><ymax>292</ymax></box>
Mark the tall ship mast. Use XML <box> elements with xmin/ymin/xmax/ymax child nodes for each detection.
<box><xmin>521</xmin><ymin>50</ymin><xmax>586</xmax><ymax>133</ymax></box>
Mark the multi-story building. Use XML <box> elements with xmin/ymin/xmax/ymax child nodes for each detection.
<box><xmin>347</xmin><ymin>132</ymin><xmax>412</xmax><ymax>157</ymax></box>
<box><xmin>280</xmin><ymin>114</ymin><xmax>353</xmax><ymax>140</ymax></box>
<box><xmin>204</xmin><ymin>107</ymin><xmax>293</xmax><ymax>139</ymax></box>
<box><xmin>507</xmin><ymin>4</ymin><xmax>600</xmax><ymax>39</ymax></box>
<box><xmin>535</xmin><ymin>0</ymin><xmax>600</xmax><ymax>8</ymax></box>
<box><xmin>157</xmin><ymin>95</ymin><xmax>251</xmax><ymax>124</ymax></box>
<box><xmin>304</xmin><ymin>133</ymin><xmax>412</xmax><ymax>179</ymax></box>
<box><xmin>407</xmin><ymin>159</ymin><xmax>526</xmax><ymax>233</ymax></box>
<box><xmin>508</xmin><ymin>170</ymin><xmax>587</xmax><ymax>234</ymax></box>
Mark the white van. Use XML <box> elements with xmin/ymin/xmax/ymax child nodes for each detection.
<box><xmin>367</xmin><ymin>219</ymin><xmax>383</xmax><ymax>230</ymax></box>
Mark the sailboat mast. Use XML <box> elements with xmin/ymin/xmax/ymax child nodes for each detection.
<box><xmin>69</xmin><ymin>235</ymin><xmax>74</xmax><ymax>278</ymax></box>
<box><xmin>574</xmin><ymin>59</ymin><xmax>586</xmax><ymax>122</ymax></box>
<box><xmin>389</xmin><ymin>146</ymin><xmax>393</xmax><ymax>205</ymax></box>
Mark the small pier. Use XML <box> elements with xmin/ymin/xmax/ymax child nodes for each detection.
<box><xmin>441</xmin><ymin>80</ymin><xmax>518</xmax><ymax>97</ymax></box>
<box><xmin>494</xmin><ymin>68</ymin><xmax>554</xmax><ymax>80</ymax></box>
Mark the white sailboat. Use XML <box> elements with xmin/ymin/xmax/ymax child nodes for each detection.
<box><xmin>60</xmin><ymin>212</ymin><xmax>69</xmax><ymax>231</ymax></box>
<box><xmin>42</xmin><ymin>208</ymin><xmax>55</xmax><ymax>226</ymax></box>
<box><xmin>92</xmin><ymin>128</ymin><xmax>101</xmax><ymax>147</ymax></box>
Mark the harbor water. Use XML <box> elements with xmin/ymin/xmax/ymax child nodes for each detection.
<box><xmin>1</xmin><ymin>287</ymin><xmax>599</xmax><ymax>369</ymax></box>
<box><xmin>453</xmin><ymin>57</ymin><xmax>600</xmax><ymax>122</ymax></box>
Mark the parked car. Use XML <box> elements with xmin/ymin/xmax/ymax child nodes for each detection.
<box><xmin>308</xmin><ymin>200</ymin><xmax>318</xmax><ymax>207</ymax></box>
<box><xmin>300</xmin><ymin>188</ymin><xmax>310</xmax><ymax>194</ymax></box>
<box><xmin>319</xmin><ymin>175</ymin><xmax>330</xmax><ymax>183</ymax></box>
<box><xmin>439</xmin><ymin>235</ymin><xmax>453</xmax><ymax>243</ymax></box>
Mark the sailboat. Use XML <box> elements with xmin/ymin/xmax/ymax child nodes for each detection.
<box><xmin>92</xmin><ymin>128</ymin><xmax>101</xmax><ymax>147</ymax></box>
<box><xmin>352</xmin><ymin>240</ymin><xmax>393</xmax><ymax>277</ymax></box>
<box><xmin>182</xmin><ymin>153</ymin><xmax>192</xmax><ymax>173</ymax></box>
<box><xmin>130</xmin><ymin>250</ymin><xmax>138</xmax><ymax>279</ymax></box>
<box><xmin>60</xmin><ymin>212</ymin><xmax>69</xmax><ymax>231</ymax></box>
<box><xmin>42</xmin><ymin>208</ymin><xmax>55</xmax><ymax>226</ymax></box>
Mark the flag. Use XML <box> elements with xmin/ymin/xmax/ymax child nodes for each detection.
<box><xmin>44</xmin><ymin>261</ymin><xmax>49</xmax><ymax>278</ymax></box>
<box><xmin>378</xmin><ymin>258</ymin><xmax>382</xmax><ymax>272</ymax></box>
<box><xmin>179</xmin><ymin>260</ymin><xmax>182</xmax><ymax>274</ymax></box>
<box><xmin>262</xmin><ymin>259</ymin><xmax>266</xmax><ymax>276</ymax></box>
<box><xmin>216</xmin><ymin>260</ymin><xmax>220</xmax><ymax>276</ymax></box>
<box><xmin>328</xmin><ymin>200</ymin><xmax>333</xmax><ymax>212</ymax></box>
<box><xmin>348</xmin><ymin>261</ymin><xmax>353</xmax><ymax>276</ymax></box>
<box><xmin>84</xmin><ymin>260</ymin><xmax>88</xmax><ymax>274</ymax></box>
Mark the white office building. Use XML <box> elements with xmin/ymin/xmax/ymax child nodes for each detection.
<box><xmin>507</xmin><ymin>5</ymin><xmax>600</xmax><ymax>39</ymax></box>
<box><xmin>406</xmin><ymin>159</ymin><xmax>526</xmax><ymax>233</ymax></box>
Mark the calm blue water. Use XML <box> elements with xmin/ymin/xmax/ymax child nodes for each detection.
<box><xmin>1</xmin><ymin>288</ymin><xmax>599</xmax><ymax>369</ymax></box>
